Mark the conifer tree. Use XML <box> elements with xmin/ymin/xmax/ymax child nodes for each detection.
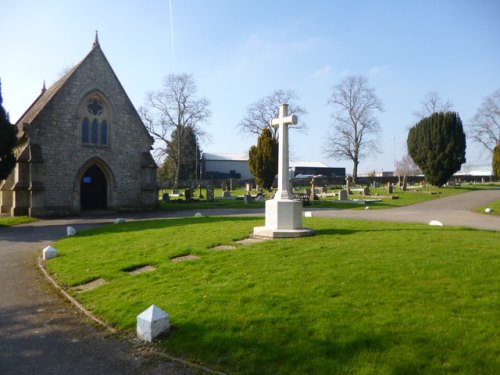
<box><xmin>492</xmin><ymin>143</ymin><xmax>500</xmax><ymax>178</ymax></box>
<box><xmin>248</xmin><ymin>128</ymin><xmax>278</xmax><ymax>190</ymax></box>
<box><xmin>407</xmin><ymin>112</ymin><xmax>466</xmax><ymax>187</ymax></box>
<box><xmin>0</xmin><ymin>81</ymin><xmax>17</xmax><ymax>180</ymax></box>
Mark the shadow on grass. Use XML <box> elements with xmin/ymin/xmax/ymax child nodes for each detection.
<box><xmin>313</xmin><ymin>226</ymin><xmax>482</xmax><ymax>237</ymax></box>
<box><xmin>164</xmin><ymin>320</ymin><xmax>431</xmax><ymax>374</ymax></box>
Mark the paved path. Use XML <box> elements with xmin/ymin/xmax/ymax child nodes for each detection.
<box><xmin>0</xmin><ymin>189</ymin><xmax>498</xmax><ymax>374</ymax></box>
<box><xmin>310</xmin><ymin>189</ymin><xmax>500</xmax><ymax>231</ymax></box>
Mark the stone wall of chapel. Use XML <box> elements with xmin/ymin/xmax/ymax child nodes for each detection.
<box><xmin>26</xmin><ymin>46</ymin><xmax>154</xmax><ymax>212</ymax></box>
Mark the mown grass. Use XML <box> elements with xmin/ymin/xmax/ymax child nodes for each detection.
<box><xmin>0</xmin><ymin>216</ymin><xmax>38</xmax><ymax>227</ymax></box>
<box><xmin>47</xmin><ymin>217</ymin><xmax>499</xmax><ymax>374</ymax></box>
<box><xmin>475</xmin><ymin>200</ymin><xmax>500</xmax><ymax>216</ymax></box>
<box><xmin>159</xmin><ymin>185</ymin><xmax>497</xmax><ymax>212</ymax></box>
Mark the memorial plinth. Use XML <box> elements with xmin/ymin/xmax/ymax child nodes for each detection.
<box><xmin>253</xmin><ymin>103</ymin><xmax>314</xmax><ymax>239</ymax></box>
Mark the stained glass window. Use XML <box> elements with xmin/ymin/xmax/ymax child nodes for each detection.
<box><xmin>91</xmin><ymin>119</ymin><xmax>99</xmax><ymax>144</ymax></box>
<box><xmin>81</xmin><ymin>96</ymin><xmax>109</xmax><ymax>146</ymax></box>
<box><xmin>100</xmin><ymin>121</ymin><xmax>107</xmax><ymax>145</ymax></box>
<box><xmin>82</xmin><ymin>118</ymin><xmax>89</xmax><ymax>143</ymax></box>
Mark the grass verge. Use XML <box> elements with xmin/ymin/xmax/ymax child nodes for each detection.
<box><xmin>474</xmin><ymin>200</ymin><xmax>500</xmax><ymax>216</ymax></box>
<box><xmin>0</xmin><ymin>216</ymin><xmax>38</xmax><ymax>227</ymax></box>
<box><xmin>47</xmin><ymin>217</ymin><xmax>499</xmax><ymax>375</ymax></box>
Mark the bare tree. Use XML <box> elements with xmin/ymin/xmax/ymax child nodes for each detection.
<box><xmin>238</xmin><ymin>89</ymin><xmax>307</xmax><ymax>140</ymax></box>
<box><xmin>323</xmin><ymin>75</ymin><xmax>383</xmax><ymax>183</ymax></box>
<box><xmin>413</xmin><ymin>91</ymin><xmax>453</xmax><ymax>119</ymax></box>
<box><xmin>469</xmin><ymin>88</ymin><xmax>500</xmax><ymax>154</ymax></box>
<box><xmin>395</xmin><ymin>153</ymin><xmax>421</xmax><ymax>176</ymax></box>
<box><xmin>140</xmin><ymin>73</ymin><xmax>210</xmax><ymax>187</ymax></box>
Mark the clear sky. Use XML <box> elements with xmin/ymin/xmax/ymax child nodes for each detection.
<box><xmin>1</xmin><ymin>0</ymin><xmax>499</xmax><ymax>174</ymax></box>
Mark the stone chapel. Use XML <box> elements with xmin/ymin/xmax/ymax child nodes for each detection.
<box><xmin>0</xmin><ymin>35</ymin><xmax>158</xmax><ymax>216</ymax></box>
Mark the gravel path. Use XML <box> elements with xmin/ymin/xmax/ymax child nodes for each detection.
<box><xmin>0</xmin><ymin>189</ymin><xmax>498</xmax><ymax>374</ymax></box>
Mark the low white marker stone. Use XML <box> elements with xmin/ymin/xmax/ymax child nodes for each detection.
<box><xmin>484</xmin><ymin>208</ymin><xmax>492</xmax><ymax>213</ymax></box>
<box><xmin>114</xmin><ymin>218</ymin><xmax>126</xmax><ymax>224</ymax></box>
<box><xmin>194</xmin><ymin>212</ymin><xmax>203</xmax><ymax>217</ymax></box>
<box><xmin>304</xmin><ymin>211</ymin><xmax>313</xmax><ymax>217</ymax></box>
<box><xmin>429</xmin><ymin>220</ymin><xmax>443</xmax><ymax>226</ymax></box>
<box><xmin>365</xmin><ymin>206</ymin><xmax>370</xmax><ymax>210</ymax></box>
<box><xmin>137</xmin><ymin>304</ymin><xmax>170</xmax><ymax>342</ymax></box>
<box><xmin>66</xmin><ymin>226</ymin><xmax>76</xmax><ymax>236</ymax></box>
<box><xmin>42</xmin><ymin>245</ymin><xmax>58</xmax><ymax>260</ymax></box>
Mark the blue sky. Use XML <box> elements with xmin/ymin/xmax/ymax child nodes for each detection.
<box><xmin>1</xmin><ymin>0</ymin><xmax>499</xmax><ymax>174</ymax></box>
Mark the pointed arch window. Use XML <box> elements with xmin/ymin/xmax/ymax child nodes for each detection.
<box><xmin>81</xmin><ymin>96</ymin><xmax>110</xmax><ymax>146</ymax></box>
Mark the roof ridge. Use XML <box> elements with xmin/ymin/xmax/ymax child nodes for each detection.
<box><xmin>15</xmin><ymin>43</ymin><xmax>96</xmax><ymax>128</ymax></box>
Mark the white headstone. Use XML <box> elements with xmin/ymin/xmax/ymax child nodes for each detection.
<box><xmin>137</xmin><ymin>304</ymin><xmax>170</xmax><ymax>342</ymax></box>
<box><xmin>304</xmin><ymin>211</ymin><xmax>313</xmax><ymax>217</ymax></box>
<box><xmin>484</xmin><ymin>208</ymin><xmax>492</xmax><ymax>213</ymax></box>
<box><xmin>429</xmin><ymin>220</ymin><xmax>443</xmax><ymax>226</ymax></box>
<box><xmin>114</xmin><ymin>218</ymin><xmax>126</xmax><ymax>224</ymax></box>
<box><xmin>66</xmin><ymin>226</ymin><xmax>76</xmax><ymax>236</ymax></box>
<box><xmin>42</xmin><ymin>245</ymin><xmax>58</xmax><ymax>260</ymax></box>
<box><xmin>194</xmin><ymin>212</ymin><xmax>203</xmax><ymax>217</ymax></box>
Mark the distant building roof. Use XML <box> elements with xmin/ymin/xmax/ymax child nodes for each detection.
<box><xmin>454</xmin><ymin>164</ymin><xmax>492</xmax><ymax>176</ymax></box>
<box><xmin>202</xmin><ymin>152</ymin><xmax>248</xmax><ymax>161</ymax></box>
<box><xmin>290</xmin><ymin>161</ymin><xmax>329</xmax><ymax>168</ymax></box>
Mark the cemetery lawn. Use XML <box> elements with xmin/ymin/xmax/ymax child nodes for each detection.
<box><xmin>0</xmin><ymin>216</ymin><xmax>38</xmax><ymax>227</ymax></box>
<box><xmin>47</xmin><ymin>217</ymin><xmax>499</xmax><ymax>375</ymax></box>
<box><xmin>475</xmin><ymin>200</ymin><xmax>500</xmax><ymax>216</ymax></box>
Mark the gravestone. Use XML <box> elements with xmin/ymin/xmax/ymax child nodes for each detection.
<box><xmin>253</xmin><ymin>103</ymin><xmax>313</xmax><ymax>238</ymax></box>
<box><xmin>363</xmin><ymin>186</ymin><xmax>370</xmax><ymax>196</ymax></box>
<box><xmin>338</xmin><ymin>190</ymin><xmax>348</xmax><ymax>201</ymax></box>
<box><xmin>162</xmin><ymin>193</ymin><xmax>170</xmax><ymax>202</ymax></box>
<box><xmin>206</xmin><ymin>185</ymin><xmax>214</xmax><ymax>202</ymax></box>
<box><xmin>114</xmin><ymin>218</ymin><xmax>125</xmax><ymax>224</ymax></box>
<box><xmin>222</xmin><ymin>190</ymin><xmax>232</xmax><ymax>198</ymax></box>
<box><xmin>136</xmin><ymin>304</ymin><xmax>170</xmax><ymax>342</ymax></box>
<box><xmin>345</xmin><ymin>176</ymin><xmax>351</xmax><ymax>191</ymax></box>
<box><xmin>246</xmin><ymin>183</ymin><xmax>251</xmax><ymax>192</ymax></box>
<box><xmin>184</xmin><ymin>188</ymin><xmax>192</xmax><ymax>200</ymax></box>
<box><xmin>310</xmin><ymin>177</ymin><xmax>316</xmax><ymax>201</ymax></box>
<box><xmin>66</xmin><ymin>226</ymin><xmax>76</xmax><ymax>236</ymax></box>
<box><xmin>387</xmin><ymin>183</ymin><xmax>393</xmax><ymax>194</ymax></box>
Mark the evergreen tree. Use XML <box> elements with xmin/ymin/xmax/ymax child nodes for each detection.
<box><xmin>407</xmin><ymin>112</ymin><xmax>466</xmax><ymax>187</ymax></box>
<box><xmin>248</xmin><ymin>128</ymin><xmax>278</xmax><ymax>190</ymax></box>
<box><xmin>161</xmin><ymin>126</ymin><xmax>200</xmax><ymax>184</ymax></box>
<box><xmin>492</xmin><ymin>143</ymin><xmax>500</xmax><ymax>178</ymax></box>
<box><xmin>0</xmin><ymin>81</ymin><xmax>17</xmax><ymax>180</ymax></box>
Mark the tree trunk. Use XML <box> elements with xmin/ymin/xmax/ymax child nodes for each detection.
<box><xmin>352</xmin><ymin>160</ymin><xmax>358</xmax><ymax>185</ymax></box>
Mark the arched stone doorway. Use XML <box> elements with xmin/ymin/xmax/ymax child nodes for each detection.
<box><xmin>80</xmin><ymin>164</ymin><xmax>107</xmax><ymax>210</ymax></box>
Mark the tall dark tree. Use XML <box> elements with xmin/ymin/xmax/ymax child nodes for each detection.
<box><xmin>248</xmin><ymin>128</ymin><xmax>278</xmax><ymax>190</ymax></box>
<box><xmin>323</xmin><ymin>75</ymin><xmax>383</xmax><ymax>183</ymax></box>
<box><xmin>161</xmin><ymin>126</ymin><xmax>201</xmax><ymax>183</ymax></box>
<box><xmin>407</xmin><ymin>112</ymin><xmax>466</xmax><ymax>187</ymax></box>
<box><xmin>492</xmin><ymin>143</ymin><xmax>500</xmax><ymax>178</ymax></box>
<box><xmin>0</xmin><ymin>81</ymin><xmax>17</xmax><ymax>180</ymax></box>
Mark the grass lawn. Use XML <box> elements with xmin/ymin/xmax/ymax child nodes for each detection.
<box><xmin>0</xmin><ymin>216</ymin><xmax>38</xmax><ymax>227</ymax></box>
<box><xmin>46</xmin><ymin>217</ymin><xmax>499</xmax><ymax>374</ymax></box>
<box><xmin>475</xmin><ymin>200</ymin><xmax>500</xmax><ymax>216</ymax></box>
<box><xmin>158</xmin><ymin>184</ymin><xmax>499</xmax><ymax>212</ymax></box>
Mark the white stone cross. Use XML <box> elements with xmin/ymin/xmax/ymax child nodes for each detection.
<box><xmin>271</xmin><ymin>103</ymin><xmax>297</xmax><ymax>200</ymax></box>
